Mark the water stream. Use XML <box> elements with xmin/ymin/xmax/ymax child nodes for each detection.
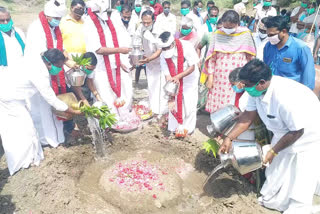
<box><xmin>203</xmin><ymin>163</ymin><xmax>225</xmax><ymax>187</ymax></box>
<box><xmin>87</xmin><ymin>116</ymin><xmax>105</xmax><ymax>157</ymax></box>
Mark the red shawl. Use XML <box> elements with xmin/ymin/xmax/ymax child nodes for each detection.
<box><xmin>165</xmin><ymin>39</ymin><xmax>184</xmax><ymax>124</ymax></box>
<box><xmin>87</xmin><ymin>9</ymin><xmax>121</xmax><ymax>98</ymax></box>
<box><xmin>39</xmin><ymin>11</ymin><xmax>66</xmax><ymax>95</ymax></box>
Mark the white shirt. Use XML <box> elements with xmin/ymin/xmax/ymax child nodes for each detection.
<box><xmin>0</xmin><ymin>28</ymin><xmax>25</xmax><ymax>72</ymax></box>
<box><xmin>253</xmin><ymin>33</ymin><xmax>268</xmax><ymax>60</ymax></box>
<box><xmin>160</xmin><ymin>40</ymin><xmax>200</xmax><ymax>84</ymax></box>
<box><xmin>153</xmin><ymin>13</ymin><xmax>177</xmax><ymax>35</ymax></box>
<box><xmin>255</xmin><ymin>6</ymin><xmax>277</xmax><ymax>30</ymax></box>
<box><xmin>246</xmin><ymin>76</ymin><xmax>320</xmax><ymax>153</ymax></box>
<box><xmin>289</xmin><ymin>6</ymin><xmax>304</xmax><ymax>34</ymax></box>
<box><xmin>186</xmin><ymin>13</ymin><xmax>203</xmax><ymax>36</ymax></box>
<box><xmin>0</xmin><ymin>57</ymin><xmax>68</xmax><ymax>111</ymax></box>
<box><xmin>234</xmin><ymin>2</ymin><xmax>246</xmax><ymax>16</ymax></box>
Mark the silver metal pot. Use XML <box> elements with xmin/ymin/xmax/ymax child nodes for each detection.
<box><xmin>220</xmin><ymin>140</ymin><xmax>263</xmax><ymax>175</ymax></box>
<box><xmin>207</xmin><ymin>105</ymin><xmax>240</xmax><ymax>137</ymax></box>
<box><xmin>66</xmin><ymin>68</ymin><xmax>86</xmax><ymax>87</ymax></box>
<box><xmin>129</xmin><ymin>48</ymin><xmax>144</xmax><ymax>66</ymax></box>
<box><xmin>164</xmin><ymin>81</ymin><xmax>179</xmax><ymax>97</ymax></box>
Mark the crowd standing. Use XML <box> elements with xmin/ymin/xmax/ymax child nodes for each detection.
<box><xmin>1</xmin><ymin>0</ymin><xmax>320</xmax><ymax>213</ymax></box>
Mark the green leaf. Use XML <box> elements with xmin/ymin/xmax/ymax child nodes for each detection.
<box><xmin>202</xmin><ymin>139</ymin><xmax>220</xmax><ymax>158</ymax></box>
<box><xmin>81</xmin><ymin>105</ymin><xmax>117</xmax><ymax>129</ymax></box>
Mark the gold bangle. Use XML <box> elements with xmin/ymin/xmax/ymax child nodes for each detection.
<box><xmin>269</xmin><ymin>148</ymin><xmax>278</xmax><ymax>156</ymax></box>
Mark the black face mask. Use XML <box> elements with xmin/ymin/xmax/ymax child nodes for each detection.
<box><xmin>74</xmin><ymin>8</ymin><xmax>84</xmax><ymax>16</ymax></box>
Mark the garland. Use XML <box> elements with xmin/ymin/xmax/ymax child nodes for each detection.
<box><xmin>39</xmin><ymin>11</ymin><xmax>66</xmax><ymax>95</ymax></box>
<box><xmin>165</xmin><ymin>39</ymin><xmax>184</xmax><ymax>125</ymax></box>
<box><xmin>87</xmin><ymin>9</ymin><xmax>121</xmax><ymax>98</ymax></box>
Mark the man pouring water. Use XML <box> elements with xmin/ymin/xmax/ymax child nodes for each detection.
<box><xmin>219</xmin><ymin>59</ymin><xmax>320</xmax><ymax>213</ymax></box>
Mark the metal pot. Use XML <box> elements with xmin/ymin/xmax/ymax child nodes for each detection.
<box><xmin>53</xmin><ymin>92</ymin><xmax>84</xmax><ymax>120</ymax></box>
<box><xmin>66</xmin><ymin>68</ymin><xmax>86</xmax><ymax>87</ymax></box>
<box><xmin>220</xmin><ymin>140</ymin><xmax>263</xmax><ymax>175</ymax></box>
<box><xmin>207</xmin><ymin>105</ymin><xmax>240</xmax><ymax>137</ymax></box>
<box><xmin>164</xmin><ymin>81</ymin><xmax>179</xmax><ymax>97</ymax></box>
<box><xmin>129</xmin><ymin>48</ymin><xmax>144</xmax><ymax>66</ymax></box>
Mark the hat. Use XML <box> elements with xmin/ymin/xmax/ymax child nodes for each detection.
<box><xmin>242</xmin><ymin>0</ymin><xmax>249</xmax><ymax>3</ymax></box>
<box><xmin>180</xmin><ymin>16</ymin><xmax>193</xmax><ymax>28</ymax></box>
<box><xmin>157</xmin><ymin>34</ymin><xmax>175</xmax><ymax>48</ymax></box>
<box><xmin>44</xmin><ymin>0</ymin><xmax>67</xmax><ymax>18</ymax></box>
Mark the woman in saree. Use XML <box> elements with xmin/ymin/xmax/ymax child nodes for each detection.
<box><xmin>203</xmin><ymin>10</ymin><xmax>256</xmax><ymax>113</ymax></box>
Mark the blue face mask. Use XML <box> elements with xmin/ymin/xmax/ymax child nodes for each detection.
<box><xmin>49</xmin><ymin>18</ymin><xmax>60</xmax><ymax>27</ymax></box>
<box><xmin>122</xmin><ymin>18</ymin><xmax>129</xmax><ymax>25</ymax></box>
<box><xmin>232</xmin><ymin>85</ymin><xmax>244</xmax><ymax>93</ymax></box>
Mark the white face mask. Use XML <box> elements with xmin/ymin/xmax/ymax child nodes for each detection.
<box><xmin>162</xmin><ymin>46</ymin><xmax>175</xmax><ymax>59</ymax></box>
<box><xmin>142</xmin><ymin>25</ymin><xmax>153</xmax><ymax>32</ymax></box>
<box><xmin>258</xmin><ymin>31</ymin><xmax>267</xmax><ymax>39</ymax></box>
<box><xmin>268</xmin><ymin>34</ymin><xmax>281</xmax><ymax>45</ymax></box>
<box><xmin>221</xmin><ymin>27</ymin><xmax>236</xmax><ymax>35</ymax></box>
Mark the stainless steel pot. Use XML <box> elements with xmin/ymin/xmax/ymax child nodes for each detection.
<box><xmin>129</xmin><ymin>48</ymin><xmax>144</xmax><ymax>66</ymax></box>
<box><xmin>220</xmin><ymin>140</ymin><xmax>263</xmax><ymax>175</ymax></box>
<box><xmin>66</xmin><ymin>68</ymin><xmax>87</xmax><ymax>87</ymax></box>
<box><xmin>207</xmin><ymin>105</ymin><xmax>240</xmax><ymax>137</ymax></box>
<box><xmin>164</xmin><ymin>81</ymin><xmax>179</xmax><ymax>97</ymax></box>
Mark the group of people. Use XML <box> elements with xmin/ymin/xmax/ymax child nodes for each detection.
<box><xmin>1</xmin><ymin>0</ymin><xmax>320</xmax><ymax>213</ymax></box>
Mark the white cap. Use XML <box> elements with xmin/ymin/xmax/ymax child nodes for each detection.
<box><xmin>44</xmin><ymin>0</ymin><xmax>67</xmax><ymax>18</ymax></box>
<box><xmin>180</xmin><ymin>16</ymin><xmax>193</xmax><ymax>28</ymax></box>
<box><xmin>242</xmin><ymin>0</ymin><xmax>249</xmax><ymax>3</ymax></box>
<box><xmin>157</xmin><ymin>33</ymin><xmax>175</xmax><ymax>48</ymax></box>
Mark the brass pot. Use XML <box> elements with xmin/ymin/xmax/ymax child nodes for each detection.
<box><xmin>52</xmin><ymin>92</ymin><xmax>84</xmax><ymax>120</ymax></box>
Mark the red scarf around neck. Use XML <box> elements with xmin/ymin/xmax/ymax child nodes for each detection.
<box><xmin>87</xmin><ymin>9</ymin><xmax>121</xmax><ymax>98</ymax></box>
<box><xmin>165</xmin><ymin>39</ymin><xmax>184</xmax><ymax>125</ymax></box>
<box><xmin>39</xmin><ymin>11</ymin><xmax>66</xmax><ymax>95</ymax></box>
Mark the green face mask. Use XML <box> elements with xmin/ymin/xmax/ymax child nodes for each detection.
<box><xmin>307</xmin><ymin>8</ymin><xmax>315</xmax><ymax>14</ymax></box>
<box><xmin>263</xmin><ymin>1</ymin><xmax>272</xmax><ymax>7</ymax></box>
<box><xmin>253</xmin><ymin>3</ymin><xmax>257</xmax><ymax>6</ymax></box>
<box><xmin>181</xmin><ymin>28</ymin><xmax>192</xmax><ymax>36</ymax></box>
<box><xmin>301</xmin><ymin>2</ymin><xmax>308</xmax><ymax>8</ymax></box>
<box><xmin>82</xmin><ymin>66</ymin><xmax>93</xmax><ymax>75</ymax></box>
<box><xmin>116</xmin><ymin>5</ymin><xmax>122</xmax><ymax>12</ymax></box>
<box><xmin>244</xmin><ymin>81</ymin><xmax>267</xmax><ymax>97</ymax></box>
<box><xmin>43</xmin><ymin>56</ymin><xmax>62</xmax><ymax>75</ymax></box>
<box><xmin>181</xmin><ymin>8</ymin><xmax>190</xmax><ymax>16</ymax></box>
<box><xmin>150</xmin><ymin>1</ymin><xmax>154</xmax><ymax>5</ymax></box>
<box><xmin>0</xmin><ymin>19</ymin><xmax>13</xmax><ymax>33</ymax></box>
<box><xmin>209</xmin><ymin>17</ymin><xmax>218</xmax><ymax>24</ymax></box>
<box><xmin>135</xmin><ymin>6</ymin><xmax>141</xmax><ymax>13</ymax></box>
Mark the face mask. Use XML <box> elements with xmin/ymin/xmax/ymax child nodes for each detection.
<box><xmin>209</xmin><ymin>17</ymin><xmax>218</xmax><ymax>24</ymax></box>
<box><xmin>143</xmin><ymin>25</ymin><xmax>153</xmax><ymax>32</ymax></box>
<box><xmin>307</xmin><ymin>8</ymin><xmax>315</xmax><ymax>15</ymax></box>
<box><xmin>222</xmin><ymin>27</ymin><xmax>236</xmax><ymax>35</ymax></box>
<box><xmin>0</xmin><ymin>19</ymin><xmax>13</xmax><ymax>33</ymax></box>
<box><xmin>116</xmin><ymin>5</ymin><xmax>122</xmax><ymax>12</ymax></box>
<box><xmin>207</xmin><ymin>6</ymin><xmax>211</xmax><ymax>11</ymax></box>
<box><xmin>135</xmin><ymin>6</ymin><xmax>141</xmax><ymax>13</ymax></box>
<box><xmin>197</xmin><ymin>7</ymin><xmax>202</xmax><ymax>13</ymax></box>
<box><xmin>232</xmin><ymin>85</ymin><xmax>245</xmax><ymax>93</ymax></box>
<box><xmin>181</xmin><ymin>8</ymin><xmax>190</xmax><ymax>16</ymax></box>
<box><xmin>263</xmin><ymin>1</ymin><xmax>272</xmax><ymax>7</ymax></box>
<box><xmin>122</xmin><ymin>18</ymin><xmax>129</xmax><ymax>25</ymax></box>
<box><xmin>150</xmin><ymin>1</ymin><xmax>154</xmax><ymax>5</ymax></box>
<box><xmin>268</xmin><ymin>34</ymin><xmax>281</xmax><ymax>45</ymax></box>
<box><xmin>49</xmin><ymin>18</ymin><xmax>60</xmax><ymax>27</ymax></box>
<box><xmin>244</xmin><ymin>81</ymin><xmax>267</xmax><ymax>97</ymax></box>
<box><xmin>164</xmin><ymin>8</ymin><xmax>170</xmax><ymax>14</ymax></box>
<box><xmin>43</xmin><ymin>56</ymin><xmax>62</xmax><ymax>75</ymax></box>
<box><xmin>181</xmin><ymin>28</ymin><xmax>192</xmax><ymax>36</ymax></box>
<box><xmin>162</xmin><ymin>46</ymin><xmax>175</xmax><ymax>58</ymax></box>
<box><xmin>301</xmin><ymin>2</ymin><xmax>308</xmax><ymax>8</ymax></box>
<box><xmin>82</xmin><ymin>66</ymin><xmax>93</xmax><ymax>75</ymax></box>
<box><xmin>258</xmin><ymin>31</ymin><xmax>267</xmax><ymax>39</ymax></box>
<box><xmin>253</xmin><ymin>3</ymin><xmax>257</xmax><ymax>6</ymax></box>
<box><xmin>74</xmin><ymin>8</ymin><xmax>84</xmax><ymax>16</ymax></box>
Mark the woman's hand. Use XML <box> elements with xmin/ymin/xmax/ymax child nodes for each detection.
<box><xmin>206</xmin><ymin>74</ymin><xmax>214</xmax><ymax>89</ymax></box>
<box><xmin>218</xmin><ymin>137</ymin><xmax>233</xmax><ymax>154</ymax></box>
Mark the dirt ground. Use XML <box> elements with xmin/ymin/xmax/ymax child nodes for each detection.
<box><xmin>0</xmin><ymin>4</ymin><xmax>282</xmax><ymax>214</ymax></box>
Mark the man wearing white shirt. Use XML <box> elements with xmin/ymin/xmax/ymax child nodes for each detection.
<box><xmin>153</xmin><ymin>1</ymin><xmax>176</xmax><ymax>35</ymax></box>
<box><xmin>234</xmin><ymin>0</ymin><xmax>249</xmax><ymax>17</ymax></box>
<box><xmin>0</xmin><ymin>7</ymin><xmax>25</xmax><ymax>73</ymax></box>
<box><xmin>254</xmin><ymin>0</ymin><xmax>277</xmax><ymax>32</ymax></box>
<box><xmin>252</xmin><ymin>17</ymin><xmax>268</xmax><ymax>60</ymax></box>
<box><xmin>158</xmin><ymin>32</ymin><xmax>199</xmax><ymax>136</ymax></box>
<box><xmin>0</xmin><ymin>48</ymin><xmax>80</xmax><ymax>175</ymax></box>
<box><xmin>180</xmin><ymin>0</ymin><xmax>202</xmax><ymax>37</ymax></box>
<box><xmin>219</xmin><ymin>59</ymin><xmax>320</xmax><ymax>213</ymax></box>
<box><xmin>201</xmin><ymin>1</ymin><xmax>215</xmax><ymax>23</ymax></box>
<box><xmin>289</xmin><ymin>0</ymin><xmax>310</xmax><ymax>37</ymax></box>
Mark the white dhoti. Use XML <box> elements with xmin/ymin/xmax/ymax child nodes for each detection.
<box><xmin>0</xmin><ymin>100</ymin><xmax>44</xmax><ymax>175</ymax></box>
<box><xmin>168</xmin><ymin>74</ymin><xmax>199</xmax><ymax>134</ymax></box>
<box><xmin>146</xmin><ymin>59</ymin><xmax>168</xmax><ymax>115</ymax></box>
<box><xmin>93</xmin><ymin>68</ymin><xmax>132</xmax><ymax>117</ymax></box>
<box><xmin>28</xmin><ymin>93</ymin><xmax>65</xmax><ymax>147</ymax></box>
<box><xmin>259</xmin><ymin>149</ymin><xmax>320</xmax><ymax>213</ymax></box>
